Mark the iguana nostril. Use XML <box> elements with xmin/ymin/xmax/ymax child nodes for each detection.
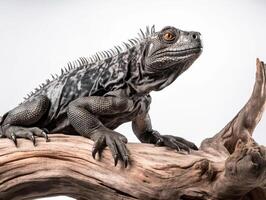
<box><xmin>190</xmin><ymin>32</ymin><xmax>200</xmax><ymax>40</ymax></box>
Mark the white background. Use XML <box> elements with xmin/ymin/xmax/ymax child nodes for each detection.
<box><xmin>0</xmin><ymin>0</ymin><xmax>265</xmax><ymax>199</ymax></box>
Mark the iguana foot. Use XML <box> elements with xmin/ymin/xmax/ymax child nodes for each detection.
<box><xmin>90</xmin><ymin>128</ymin><xmax>129</xmax><ymax>168</ymax></box>
<box><xmin>152</xmin><ymin>131</ymin><xmax>198</xmax><ymax>152</ymax></box>
<box><xmin>1</xmin><ymin>125</ymin><xmax>49</xmax><ymax>146</ymax></box>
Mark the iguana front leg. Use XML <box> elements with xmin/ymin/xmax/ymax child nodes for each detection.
<box><xmin>0</xmin><ymin>95</ymin><xmax>50</xmax><ymax>146</ymax></box>
<box><xmin>67</xmin><ymin>96</ymin><xmax>134</xmax><ymax>167</ymax></box>
<box><xmin>132</xmin><ymin>113</ymin><xmax>198</xmax><ymax>152</ymax></box>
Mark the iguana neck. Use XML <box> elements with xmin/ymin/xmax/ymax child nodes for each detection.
<box><xmin>125</xmin><ymin>43</ymin><xmax>186</xmax><ymax>95</ymax></box>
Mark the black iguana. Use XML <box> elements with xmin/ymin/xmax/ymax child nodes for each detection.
<box><xmin>0</xmin><ymin>25</ymin><xmax>202</xmax><ymax>167</ymax></box>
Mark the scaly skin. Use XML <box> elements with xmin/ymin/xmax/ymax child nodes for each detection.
<box><xmin>0</xmin><ymin>26</ymin><xmax>202</xmax><ymax>167</ymax></box>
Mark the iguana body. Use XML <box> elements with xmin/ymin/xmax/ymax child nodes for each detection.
<box><xmin>0</xmin><ymin>26</ymin><xmax>202</xmax><ymax>167</ymax></box>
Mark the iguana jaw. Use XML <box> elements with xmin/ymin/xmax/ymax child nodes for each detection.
<box><xmin>153</xmin><ymin>46</ymin><xmax>202</xmax><ymax>58</ymax></box>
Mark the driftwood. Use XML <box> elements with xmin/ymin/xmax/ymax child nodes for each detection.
<box><xmin>0</xmin><ymin>59</ymin><xmax>266</xmax><ymax>200</ymax></box>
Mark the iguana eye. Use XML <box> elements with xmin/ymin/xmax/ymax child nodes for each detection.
<box><xmin>162</xmin><ymin>32</ymin><xmax>176</xmax><ymax>42</ymax></box>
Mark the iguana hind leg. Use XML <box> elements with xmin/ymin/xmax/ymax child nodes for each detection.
<box><xmin>0</xmin><ymin>95</ymin><xmax>50</xmax><ymax>146</ymax></box>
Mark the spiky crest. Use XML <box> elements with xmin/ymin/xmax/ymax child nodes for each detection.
<box><xmin>24</xmin><ymin>25</ymin><xmax>156</xmax><ymax>101</ymax></box>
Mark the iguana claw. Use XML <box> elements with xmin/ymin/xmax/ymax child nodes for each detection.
<box><xmin>1</xmin><ymin>125</ymin><xmax>49</xmax><ymax>147</ymax></box>
<box><xmin>91</xmin><ymin>129</ymin><xmax>129</xmax><ymax>168</ymax></box>
<box><xmin>152</xmin><ymin>131</ymin><xmax>198</xmax><ymax>152</ymax></box>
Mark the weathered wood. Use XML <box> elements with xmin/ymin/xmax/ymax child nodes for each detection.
<box><xmin>0</xmin><ymin>59</ymin><xmax>265</xmax><ymax>200</ymax></box>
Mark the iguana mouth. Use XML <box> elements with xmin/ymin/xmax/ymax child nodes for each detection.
<box><xmin>154</xmin><ymin>47</ymin><xmax>202</xmax><ymax>58</ymax></box>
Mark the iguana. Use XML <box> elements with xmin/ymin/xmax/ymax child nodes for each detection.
<box><xmin>0</xmin><ymin>25</ymin><xmax>202</xmax><ymax>167</ymax></box>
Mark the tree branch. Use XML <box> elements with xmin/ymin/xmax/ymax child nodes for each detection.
<box><xmin>0</xmin><ymin>59</ymin><xmax>266</xmax><ymax>200</ymax></box>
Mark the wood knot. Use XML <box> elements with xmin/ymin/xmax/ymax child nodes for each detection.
<box><xmin>194</xmin><ymin>159</ymin><xmax>217</xmax><ymax>181</ymax></box>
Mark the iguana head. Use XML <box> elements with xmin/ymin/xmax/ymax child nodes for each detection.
<box><xmin>144</xmin><ymin>26</ymin><xmax>202</xmax><ymax>72</ymax></box>
<box><xmin>134</xmin><ymin>26</ymin><xmax>202</xmax><ymax>92</ymax></box>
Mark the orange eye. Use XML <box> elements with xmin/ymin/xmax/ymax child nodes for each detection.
<box><xmin>163</xmin><ymin>32</ymin><xmax>176</xmax><ymax>41</ymax></box>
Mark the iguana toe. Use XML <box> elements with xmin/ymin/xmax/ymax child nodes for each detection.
<box><xmin>105</xmin><ymin>134</ymin><xmax>129</xmax><ymax>168</ymax></box>
<box><xmin>165</xmin><ymin>136</ymin><xmax>190</xmax><ymax>152</ymax></box>
<box><xmin>10</xmin><ymin>132</ymin><xmax>17</xmax><ymax>146</ymax></box>
<box><xmin>1</xmin><ymin>125</ymin><xmax>49</xmax><ymax>146</ymax></box>
<box><xmin>169</xmin><ymin>135</ymin><xmax>199</xmax><ymax>150</ymax></box>
<box><xmin>92</xmin><ymin>135</ymin><xmax>105</xmax><ymax>159</ymax></box>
